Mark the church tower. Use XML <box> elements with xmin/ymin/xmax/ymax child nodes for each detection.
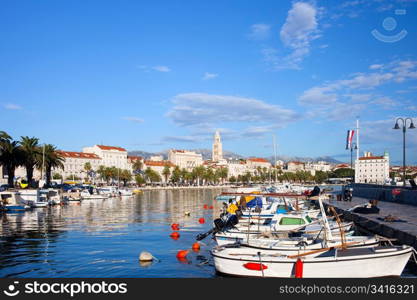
<box><xmin>212</xmin><ymin>130</ymin><xmax>223</xmax><ymax>162</ymax></box>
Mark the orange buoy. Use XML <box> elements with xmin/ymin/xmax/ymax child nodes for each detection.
<box><xmin>176</xmin><ymin>250</ymin><xmax>188</xmax><ymax>259</ymax></box>
<box><xmin>203</xmin><ymin>204</ymin><xmax>208</xmax><ymax>209</ymax></box>
<box><xmin>295</xmin><ymin>258</ymin><xmax>303</xmax><ymax>278</ymax></box>
<box><xmin>192</xmin><ymin>242</ymin><xmax>200</xmax><ymax>251</ymax></box>
<box><xmin>171</xmin><ymin>223</ymin><xmax>179</xmax><ymax>230</ymax></box>
<box><xmin>198</xmin><ymin>217</ymin><xmax>205</xmax><ymax>224</ymax></box>
<box><xmin>170</xmin><ymin>231</ymin><xmax>180</xmax><ymax>239</ymax></box>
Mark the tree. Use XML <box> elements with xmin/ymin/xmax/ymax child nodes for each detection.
<box><xmin>20</xmin><ymin>136</ymin><xmax>41</xmax><ymax>186</ymax></box>
<box><xmin>171</xmin><ymin>166</ymin><xmax>181</xmax><ymax>184</ymax></box>
<box><xmin>132</xmin><ymin>159</ymin><xmax>143</xmax><ymax>174</ymax></box>
<box><xmin>219</xmin><ymin>167</ymin><xmax>228</xmax><ymax>184</ymax></box>
<box><xmin>0</xmin><ymin>136</ymin><xmax>24</xmax><ymax>187</ymax></box>
<box><xmin>314</xmin><ymin>170</ymin><xmax>328</xmax><ymax>184</ymax></box>
<box><xmin>162</xmin><ymin>165</ymin><xmax>171</xmax><ymax>184</ymax></box>
<box><xmin>42</xmin><ymin>144</ymin><xmax>64</xmax><ymax>186</ymax></box>
<box><xmin>135</xmin><ymin>174</ymin><xmax>146</xmax><ymax>186</ymax></box>
<box><xmin>229</xmin><ymin>176</ymin><xmax>236</xmax><ymax>184</ymax></box>
<box><xmin>193</xmin><ymin>166</ymin><xmax>206</xmax><ymax>186</ymax></box>
<box><xmin>66</xmin><ymin>174</ymin><xmax>81</xmax><ymax>180</ymax></box>
<box><xmin>119</xmin><ymin>169</ymin><xmax>132</xmax><ymax>186</ymax></box>
<box><xmin>53</xmin><ymin>173</ymin><xmax>63</xmax><ymax>180</ymax></box>
<box><xmin>330</xmin><ymin>168</ymin><xmax>354</xmax><ymax>178</ymax></box>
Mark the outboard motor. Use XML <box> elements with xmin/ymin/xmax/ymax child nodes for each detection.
<box><xmin>309</xmin><ymin>186</ymin><xmax>321</xmax><ymax>197</ymax></box>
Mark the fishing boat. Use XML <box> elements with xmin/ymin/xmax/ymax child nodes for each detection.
<box><xmin>0</xmin><ymin>191</ymin><xmax>30</xmax><ymax>212</ymax></box>
<box><xmin>18</xmin><ymin>189</ymin><xmax>48</xmax><ymax>208</ymax></box>
<box><xmin>211</xmin><ymin>245</ymin><xmax>413</xmax><ymax>277</ymax></box>
<box><xmin>118</xmin><ymin>189</ymin><xmax>133</xmax><ymax>196</ymax></box>
<box><xmin>80</xmin><ymin>189</ymin><xmax>107</xmax><ymax>200</ymax></box>
<box><xmin>98</xmin><ymin>186</ymin><xmax>118</xmax><ymax>197</ymax></box>
<box><xmin>39</xmin><ymin>189</ymin><xmax>64</xmax><ymax>205</ymax></box>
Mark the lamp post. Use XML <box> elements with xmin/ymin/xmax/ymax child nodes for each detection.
<box><xmin>393</xmin><ymin>117</ymin><xmax>415</xmax><ymax>186</ymax></box>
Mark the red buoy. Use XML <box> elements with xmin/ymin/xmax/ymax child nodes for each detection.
<box><xmin>198</xmin><ymin>218</ymin><xmax>205</xmax><ymax>224</ymax></box>
<box><xmin>171</xmin><ymin>223</ymin><xmax>179</xmax><ymax>230</ymax></box>
<box><xmin>243</xmin><ymin>263</ymin><xmax>268</xmax><ymax>271</ymax></box>
<box><xmin>295</xmin><ymin>258</ymin><xmax>303</xmax><ymax>278</ymax></box>
<box><xmin>209</xmin><ymin>205</ymin><xmax>213</xmax><ymax>209</ymax></box>
<box><xmin>170</xmin><ymin>231</ymin><xmax>180</xmax><ymax>239</ymax></box>
<box><xmin>192</xmin><ymin>242</ymin><xmax>200</xmax><ymax>251</ymax></box>
<box><xmin>203</xmin><ymin>204</ymin><xmax>208</xmax><ymax>209</ymax></box>
<box><xmin>176</xmin><ymin>250</ymin><xmax>189</xmax><ymax>259</ymax></box>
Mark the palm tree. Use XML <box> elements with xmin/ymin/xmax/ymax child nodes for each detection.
<box><xmin>162</xmin><ymin>165</ymin><xmax>171</xmax><ymax>184</ymax></box>
<box><xmin>20</xmin><ymin>136</ymin><xmax>41</xmax><ymax>186</ymax></box>
<box><xmin>41</xmin><ymin>144</ymin><xmax>64</xmax><ymax>186</ymax></box>
<box><xmin>84</xmin><ymin>162</ymin><xmax>92</xmax><ymax>182</ymax></box>
<box><xmin>0</xmin><ymin>137</ymin><xmax>24</xmax><ymax>186</ymax></box>
<box><xmin>132</xmin><ymin>160</ymin><xmax>143</xmax><ymax>174</ymax></box>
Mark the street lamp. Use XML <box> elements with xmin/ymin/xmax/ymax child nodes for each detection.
<box><xmin>393</xmin><ymin>117</ymin><xmax>415</xmax><ymax>186</ymax></box>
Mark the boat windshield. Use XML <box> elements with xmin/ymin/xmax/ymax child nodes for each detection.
<box><xmin>305</xmin><ymin>215</ymin><xmax>312</xmax><ymax>223</ymax></box>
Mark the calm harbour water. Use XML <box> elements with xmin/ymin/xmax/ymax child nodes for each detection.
<box><xmin>0</xmin><ymin>187</ymin><xmax>415</xmax><ymax>278</ymax></box>
<box><xmin>0</xmin><ymin>189</ymin><xmax>223</xmax><ymax>278</ymax></box>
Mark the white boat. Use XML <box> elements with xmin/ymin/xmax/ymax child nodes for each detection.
<box><xmin>118</xmin><ymin>189</ymin><xmax>133</xmax><ymax>196</ymax></box>
<box><xmin>97</xmin><ymin>186</ymin><xmax>119</xmax><ymax>197</ymax></box>
<box><xmin>18</xmin><ymin>189</ymin><xmax>48</xmax><ymax>208</ymax></box>
<box><xmin>39</xmin><ymin>189</ymin><xmax>64</xmax><ymax>205</ymax></box>
<box><xmin>212</xmin><ymin>245</ymin><xmax>413</xmax><ymax>277</ymax></box>
<box><xmin>0</xmin><ymin>191</ymin><xmax>30</xmax><ymax>211</ymax></box>
<box><xmin>80</xmin><ymin>189</ymin><xmax>107</xmax><ymax>200</ymax></box>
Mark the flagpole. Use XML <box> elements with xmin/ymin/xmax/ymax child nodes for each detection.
<box><xmin>356</xmin><ymin>118</ymin><xmax>360</xmax><ymax>160</ymax></box>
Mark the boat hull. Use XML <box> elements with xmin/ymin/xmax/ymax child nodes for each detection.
<box><xmin>212</xmin><ymin>246</ymin><xmax>412</xmax><ymax>278</ymax></box>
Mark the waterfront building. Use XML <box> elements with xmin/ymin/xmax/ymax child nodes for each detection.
<box><xmin>55</xmin><ymin>151</ymin><xmax>102</xmax><ymax>180</ymax></box>
<box><xmin>128</xmin><ymin>156</ymin><xmax>144</xmax><ymax>173</ymax></box>
<box><xmin>225</xmin><ymin>159</ymin><xmax>249</xmax><ymax>178</ymax></box>
<box><xmin>286</xmin><ymin>161</ymin><xmax>305</xmax><ymax>172</ymax></box>
<box><xmin>355</xmin><ymin>151</ymin><xmax>390</xmax><ymax>184</ymax></box>
<box><xmin>82</xmin><ymin>145</ymin><xmax>129</xmax><ymax>170</ymax></box>
<box><xmin>333</xmin><ymin>163</ymin><xmax>350</xmax><ymax>170</ymax></box>
<box><xmin>143</xmin><ymin>160</ymin><xmax>175</xmax><ymax>183</ymax></box>
<box><xmin>168</xmin><ymin>149</ymin><xmax>203</xmax><ymax>170</ymax></box>
<box><xmin>212</xmin><ymin>131</ymin><xmax>223</xmax><ymax>162</ymax></box>
<box><xmin>246</xmin><ymin>158</ymin><xmax>272</xmax><ymax>170</ymax></box>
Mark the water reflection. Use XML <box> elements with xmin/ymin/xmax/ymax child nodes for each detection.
<box><xmin>0</xmin><ymin>189</ymin><xmax>224</xmax><ymax>278</ymax></box>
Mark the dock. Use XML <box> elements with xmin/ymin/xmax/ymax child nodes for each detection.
<box><xmin>321</xmin><ymin>196</ymin><xmax>417</xmax><ymax>249</ymax></box>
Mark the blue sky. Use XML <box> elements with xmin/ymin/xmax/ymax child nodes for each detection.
<box><xmin>1</xmin><ymin>0</ymin><xmax>417</xmax><ymax>164</ymax></box>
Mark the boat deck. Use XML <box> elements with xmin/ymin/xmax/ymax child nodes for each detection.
<box><xmin>322</xmin><ymin>196</ymin><xmax>417</xmax><ymax>249</ymax></box>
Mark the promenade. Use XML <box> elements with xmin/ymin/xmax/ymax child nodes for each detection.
<box><xmin>323</xmin><ymin>196</ymin><xmax>417</xmax><ymax>249</ymax></box>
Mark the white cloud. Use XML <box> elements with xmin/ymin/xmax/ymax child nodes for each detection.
<box><xmin>4</xmin><ymin>103</ymin><xmax>22</xmax><ymax>110</ymax></box>
<box><xmin>122</xmin><ymin>117</ymin><xmax>144</xmax><ymax>123</ymax></box>
<box><xmin>166</xmin><ymin>93</ymin><xmax>299</xmax><ymax>129</ymax></box>
<box><xmin>152</xmin><ymin>66</ymin><xmax>171</xmax><ymax>72</ymax></box>
<box><xmin>202</xmin><ymin>72</ymin><xmax>218</xmax><ymax>80</ymax></box>
<box><xmin>277</xmin><ymin>1</ymin><xmax>320</xmax><ymax>69</ymax></box>
<box><xmin>249</xmin><ymin>23</ymin><xmax>271</xmax><ymax>40</ymax></box>
<box><xmin>298</xmin><ymin>59</ymin><xmax>417</xmax><ymax>120</ymax></box>
<box><xmin>138</xmin><ymin>65</ymin><xmax>171</xmax><ymax>72</ymax></box>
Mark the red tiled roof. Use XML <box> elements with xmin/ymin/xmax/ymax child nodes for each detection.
<box><xmin>57</xmin><ymin>151</ymin><xmax>101</xmax><ymax>160</ymax></box>
<box><xmin>97</xmin><ymin>145</ymin><xmax>126</xmax><ymax>152</ymax></box>
<box><xmin>248</xmin><ymin>158</ymin><xmax>270</xmax><ymax>163</ymax></box>
<box><xmin>288</xmin><ymin>161</ymin><xmax>304</xmax><ymax>165</ymax></box>
<box><xmin>144</xmin><ymin>160</ymin><xmax>175</xmax><ymax>167</ymax></box>
<box><xmin>128</xmin><ymin>155</ymin><xmax>143</xmax><ymax>161</ymax></box>
<box><xmin>358</xmin><ymin>156</ymin><xmax>384</xmax><ymax>160</ymax></box>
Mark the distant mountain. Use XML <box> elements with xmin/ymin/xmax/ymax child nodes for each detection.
<box><xmin>128</xmin><ymin>149</ymin><xmax>342</xmax><ymax>164</ymax></box>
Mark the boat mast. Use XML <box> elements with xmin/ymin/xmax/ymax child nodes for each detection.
<box><xmin>273</xmin><ymin>134</ymin><xmax>277</xmax><ymax>183</ymax></box>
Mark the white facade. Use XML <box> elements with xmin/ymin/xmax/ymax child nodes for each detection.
<box><xmin>212</xmin><ymin>131</ymin><xmax>223</xmax><ymax>162</ymax></box>
<box><xmin>225</xmin><ymin>160</ymin><xmax>250</xmax><ymax>178</ymax></box>
<box><xmin>355</xmin><ymin>151</ymin><xmax>390</xmax><ymax>184</ymax></box>
<box><xmin>54</xmin><ymin>151</ymin><xmax>101</xmax><ymax>180</ymax></box>
<box><xmin>168</xmin><ymin>149</ymin><xmax>203</xmax><ymax>170</ymax></box>
<box><xmin>82</xmin><ymin>145</ymin><xmax>129</xmax><ymax>170</ymax></box>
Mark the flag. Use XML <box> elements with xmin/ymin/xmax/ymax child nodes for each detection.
<box><xmin>346</xmin><ymin>130</ymin><xmax>355</xmax><ymax>149</ymax></box>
